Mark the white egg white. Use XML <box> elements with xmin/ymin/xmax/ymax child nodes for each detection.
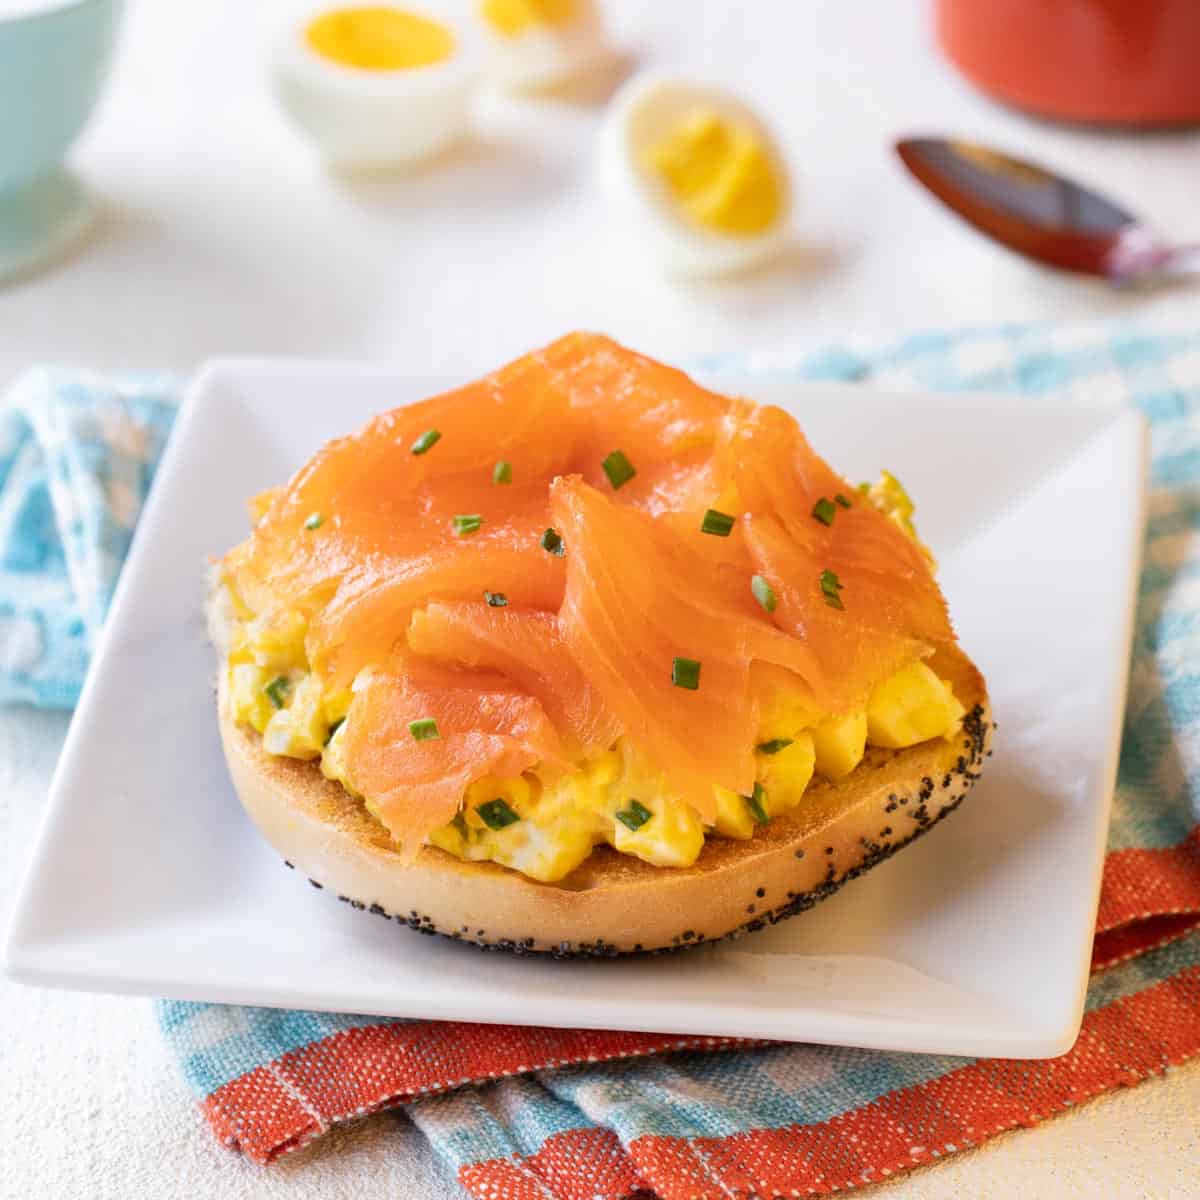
<box><xmin>272</xmin><ymin>2</ymin><xmax>483</xmax><ymax>169</ymax></box>
<box><xmin>481</xmin><ymin>0</ymin><xmax>608</xmax><ymax>92</ymax></box>
<box><xmin>599</xmin><ymin>73</ymin><xmax>793</xmax><ymax>276</ymax></box>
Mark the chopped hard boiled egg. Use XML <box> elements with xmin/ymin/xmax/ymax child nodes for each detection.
<box><xmin>711</xmin><ymin>785</ymin><xmax>757</xmax><ymax>841</ymax></box>
<box><xmin>600</xmin><ymin>73</ymin><xmax>792</xmax><ymax>275</ymax></box>
<box><xmin>866</xmin><ymin>661</ymin><xmax>966</xmax><ymax>750</ymax></box>
<box><xmin>273</xmin><ymin>4</ymin><xmax>482</xmax><ymax>168</ymax></box>
<box><xmin>810</xmin><ymin>710</ymin><xmax>868</xmax><ymax>782</ymax></box>
<box><xmin>478</xmin><ymin>0</ymin><xmax>607</xmax><ymax>91</ymax></box>
<box><xmin>757</xmin><ymin>734</ymin><xmax>816</xmax><ymax>818</ymax></box>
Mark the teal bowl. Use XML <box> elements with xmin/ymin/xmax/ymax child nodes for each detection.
<box><xmin>0</xmin><ymin>0</ymin><xmax>124</xmax><ymax>280</ymax></box>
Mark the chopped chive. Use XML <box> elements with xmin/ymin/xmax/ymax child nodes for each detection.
<box><xmin>493</xmin><ymin>460</ymin><xmax>512</xmax><ymax>485</ymax></box>
<box><xmin>451</xmin><ymin>811</ymin><xmax>469</xmax><ymax>837</ymax></box>
<box><xmin>835</xmin><ymin>493</ymin><xmax>852</xmax><ymax>508</ymax></box>
<box><xmin>323</xmin><ymin>716</ymin><xmax>345</xmax><ymax>746</ymax></box>
<box><xmin>476</xmin><ymin>797</ymin><xmax>520</xmax><ymax>830</ymax></box>
<box><xmin>751</xmin><ymin>574</ymin><xmax>777</xmax><ymax>614</ymax></box>
<box><xmin>410</xmin><ymin>429</ymin><xmax>441</xmax><ymax>455</ymax></box>
<box><xmin>671</xmin><ymin>656</ymin><xmax>701</xmax><ymax>690</ymax></box>
<box><xmin>304</xmin><ymin>512</ymin><xmax>324</xmax><ymax>530</ymax></box>
<box><xmin>701</xmin><ymin>508</ymin><xmax>736</xmax><ymax>537</ymax></box>
<box><xmin>601</xmin><ymin>449</ymin><xmax>637</xmax><ymax>490</ymax></box>
<box><xmin>264</xmin><ymin>676</ymin><xmax>290</xmax><ymax>709</ymax></box>
<box><xmin>756</xmin><ymin>738</ymin><xmax>794</xmax><ymax>755</ymax></box>
<box><xmin>616</xmin><ymin>799</ymin><xmax>653</xmax><ymax>832</ymax></box>
<box><xmin>745</xmin><ymin>782</ymin><xmax>770</xmax><ymax>825</ymax></box>
<box><xmin>484</xmin><ymin>590</ymin><xmax>508</xmax><ymax>607</ymax></box>
<box><xmin>820</xmin><ymin>568</ymin><xmax>844</xmax><ymax>610</ymax></box>
<box><xmin>452</xmin><ymin>513</ymin><xmax>483</xmax><ymax>536</ymax></box>
<box><xmin>540</xmin><ymin>527</ymin><xmax>565</xmax><ymax>556</ymax></box>
<box><xmin>811</xmin><ymin>497</ymin><xmax>837</xmax><ymax>527</ymax></box>
<box><xmin>409</xmin><ymin>717</ymin><xmax>440</xmax><ymax>741</ymax></box>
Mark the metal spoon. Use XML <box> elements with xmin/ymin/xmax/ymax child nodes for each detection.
<box><xmin>895</xmin><ymin>136</ymin><xmax>1200</xmax><ymax>284</ymax></box>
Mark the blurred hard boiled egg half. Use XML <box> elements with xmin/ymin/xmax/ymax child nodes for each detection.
<box><xmin>600</xmin><ymin>75</ymin><xmax>793</xmax><ymax>275</ymax></box>
<box><xmin>273</xmin><ymin>4</ymin><xmax>482</xmax><ymax>168</ymax></box>
<box><xmin>477</xmin><ymin>0</ymin><xmax>608</xmax><ymax>91</ymax></box>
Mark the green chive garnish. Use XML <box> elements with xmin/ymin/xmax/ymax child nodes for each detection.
<box><xmin>601</xmin><ymin>449</ymin><xmax>636</xmax><ymax>490</ymax></box>
<box><xmin>264</xmin><ymin>676</ymin><xmax>289</xmax><ymax>709</ymax></box>
<box><xmin>493</xmin><ymin>460</ymin><xmax>512</xmax><ymax>485</ymax></box>
<box><xmin>751</xmin><ymin>574</ymin><xmax>777</xmax><ymax>613</ymax></box>
<box><xmin>452</xmin><ymin>513</ymin><xmax>482</xmax><ymax>536</ymax></box>
<box><xmin>820</xmin><ymin>568</ymin><xmax>844</xmax><ymax>610</ymax></box>
<box><xmin>476</xmin><ymin>797</ymin><xmax>520</xmax><ymax>830</ymax></box>
<box><xmin>671</xmin><ymin>656</ymin><xmax>701</xmax><ymax>690</ymax></box>
<box><xmin>451</xmin><ymin>811</ymin><xmax>469</xmax><ymax>837</ymax></box>
<box><xmin>811</xmin><ymin>497</ymin><xmax>837</xmax><ymax>527</ymax></box>
<box><xmin>411</xmin><ymin>429</ymin><xmax>441</xmax><ymax>455</ymax></box>
<box><xmin>540</xmin><ymin>527</ymin><xmax>564</xmax><ymax>556</ymax></box>
<box><xmin>835</xmin><ymin>493</ymin><xmax>852</xmax><ymax>508</ymax></box>
<box><xmin>409</xmin><ymin>718</ymin><xmax>440</xmax><ymax>741</ymax></box>
<box><xmin>324</xmin><ymin>716</ymin><xmax>345</xmax><ymax>746</ymax></box>
<box><xmin>484</xmin><ymin>590</ymin><xmax>508</xmax><ymax>607</ymax></box>
<box><xmin>304</xmin><ymin>512</ymin><xmax>324</xmax><ymax>530</ymax></box>
<box><xmin>616</xmin><ymin>799</ymin><xmax>653</xmax><ymax>832</ymax></box>
<box><xmin>701</xmin><ymin>508</ymin><xmax>736</xmax><ymax>537</ymax></box>
<box><xmin>757</xmin><ymin>738</ymin><xmax>793</xmax><ymax>755</ymax></box>
<box><xmin>745</xmin><ymin>783</ymin><xmax>770</xmax><ymax>825</ymax></box>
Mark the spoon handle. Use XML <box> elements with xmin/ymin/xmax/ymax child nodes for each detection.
<box><xmin>1109</xmin><ymin>229</ymin><xmax>1200</xmax><ymax>284</ymax></box>
<box><xmin>1154</xmin><ymin>244</ymin><xmax>1200</xmax><ymax>281</ymax></box>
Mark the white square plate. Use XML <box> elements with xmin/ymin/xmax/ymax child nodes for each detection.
<box><xmin>4</xmin><ymin>360</ymin><xmax>1145</xmax><ymax>1058</ymax></box>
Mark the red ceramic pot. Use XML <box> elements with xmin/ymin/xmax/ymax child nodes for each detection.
<box><xmin>936</xmin><ymin>0</ymin><xmax>1200</xmax><ymax>126</ymax></box>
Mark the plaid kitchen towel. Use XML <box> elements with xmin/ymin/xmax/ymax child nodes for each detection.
<box><xmin>0</xmin><ymin>367</ymin><xmax>175</xmax><ymax>708</ymax></box>
<box><xmin>4</xmin><ymin>322</ymin><xmax>1199</xmax><ymax>1197</ymax></box>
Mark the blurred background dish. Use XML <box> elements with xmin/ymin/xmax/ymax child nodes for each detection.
<box><xmin>0</xmin><ymin>0</ymin><xmax>123</xmax><ymax>282</ymax></box>
<box><xmin>936</xmin><ymin>0</ymin><xmax>1200</xmax><ymax>126</ymax></box>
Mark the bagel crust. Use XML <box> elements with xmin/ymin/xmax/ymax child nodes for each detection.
<box><xmin>216</xmin><ymin>643</ymin><xmax>992</xmax><ymax>956</ymax></box>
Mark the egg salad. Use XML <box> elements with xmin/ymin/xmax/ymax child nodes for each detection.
<box><xmin>220</xmin><ymin>471</ymin><xmax>966</xmax><ymax>885</ymax></box>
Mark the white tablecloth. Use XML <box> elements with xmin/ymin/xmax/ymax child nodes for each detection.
<box><xmin>3</xmin><ymin>1</ymin><xmax>1199</xmax><ymax>1196</ymax></box>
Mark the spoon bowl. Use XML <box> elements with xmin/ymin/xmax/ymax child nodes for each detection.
<box><xmin>896</xmin><ymin>136</ymin><xmax>1200</xmax><ymax>284</ymax></box>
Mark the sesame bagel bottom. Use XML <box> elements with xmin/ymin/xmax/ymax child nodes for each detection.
<box><xmin>216</xmin><ymin>644</ymin><xmax>992</xmax><ymax>957</ymax></box>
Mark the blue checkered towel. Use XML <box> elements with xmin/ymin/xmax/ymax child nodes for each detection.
<box><xmin>0</xmin><ymin>368</ymin><xmax>175</xmax><ymax>707</ymax></box>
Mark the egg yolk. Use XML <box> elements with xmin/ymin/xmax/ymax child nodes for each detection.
<box><xmin>645</xmin><ymin>109</ymin><xmax>782</xmax><ymax>236</ymax></box>
<box><xmin>305</xmin><ymin>7</ymin><xmax>455</xmax><ymax>71</ymax></box>
<box><xmin>480</xmin><ymin>0</ymin><xmax>575</xmax><ymax>38</ymax></box>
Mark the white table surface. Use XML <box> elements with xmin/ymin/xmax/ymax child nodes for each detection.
<box><xmin>3</xmin><ymin>1</ymin><xmax>1199</xmax><ymax>1197</ymax></box>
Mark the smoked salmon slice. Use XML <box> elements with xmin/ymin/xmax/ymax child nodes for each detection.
<box><xmin>222</xmin><ymin>332</ymin><xmax>957</xmax><ymax>855</ymax></box>
<box><xmin>407</xmin><ymin>602</ymin><xmax>620</xmax><ymax>758</ymax></box>
<box><xmin>550</xmin><ymin>475</ymin><xmax>826</xmax><ymax>819</ymax></box>
<box><xmin>341</xmin><ymin>655</ymin><xmax>564</xmax><ymax>859</ymax></box>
